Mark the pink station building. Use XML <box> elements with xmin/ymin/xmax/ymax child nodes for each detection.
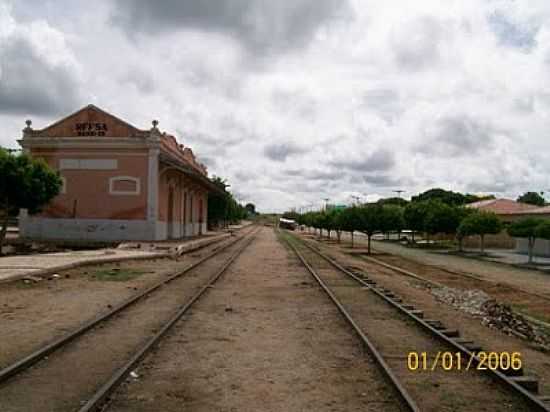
<box><xmin>17</xmin><ymin>104</ymin><xmax>221</xmax><ymax>242</ymax></box>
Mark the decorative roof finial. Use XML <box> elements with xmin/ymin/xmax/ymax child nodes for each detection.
<box><xmin>152</xmin><ymin>119</ymin><xmax>159</xmax><ymax>128</ymax></box>
<box><xmin>25</xmin><ymin>119</ymin><xmax>32</xmax><ymax>128</ymax></box>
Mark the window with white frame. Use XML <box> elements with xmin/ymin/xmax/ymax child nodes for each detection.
<box><xmin>109</xmin><ymin>176</ymin><xmax>141</xmax><ymax>195</ymax></box>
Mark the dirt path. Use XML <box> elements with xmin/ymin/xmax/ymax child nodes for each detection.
<box><xmin>108</xmin><ymin>228</ymin><xmax>405</xmax><ymax>412</ymax></box>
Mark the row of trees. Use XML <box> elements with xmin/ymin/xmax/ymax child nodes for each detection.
<box><xmin>293</xmin><ymin>201</ymin><xmax>550</xmax><ymax>263</ymax></box>
<box><xmin>207</xmin><ymin>176</ymin><xmax>249</xmax><ymax>228</ymax></box>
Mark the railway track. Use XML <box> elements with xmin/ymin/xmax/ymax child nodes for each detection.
<box><xmin>280</xmin><ymin>230</ymin><xmax>550</xmax><ymax>412</ymax></box>
<box><xmin>0</xmin><ymin>227</ymin><xmax>259</xmax><ymax>412</ymax></box>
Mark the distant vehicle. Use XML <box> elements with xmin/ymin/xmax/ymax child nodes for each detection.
<box><xmin>279</xmin><ymin>218</ymin><xmax>297</xmax><ymax>230</ymax></box>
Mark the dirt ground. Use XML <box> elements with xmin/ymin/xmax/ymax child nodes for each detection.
<box><xmin>0</xmin><ymin>233</ymin><xmax>254</xmax><ymax>412</ymax></box>
<box><xmin>300</xmin><ymin>233</ymin><xmax>550</xmax><ymax>399</ymax></box>
<box><xmin>108</xmin><ymin>228</ymin><xmax>406</xmax><ymax>412</ymax></box>
<box><xmin>291</xmin><ymin>237</ymin><xmax>534</xmax><ymax>411</ymax></box>
<box><xmin>0</xmin><ymin>233</ymin><xmax>245</xmax><ymax>368</ymax></box>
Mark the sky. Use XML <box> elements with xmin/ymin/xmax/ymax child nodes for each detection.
<box><xmin>1</xmin><ymin>0</ymin><xmax>550</xmax><ymax>212</ymax></box>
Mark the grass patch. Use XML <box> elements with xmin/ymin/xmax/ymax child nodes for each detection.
<box><xmin>91</xmin><ymin>268</ymin><xmax>149</xmax><ymax>282</ymax></box>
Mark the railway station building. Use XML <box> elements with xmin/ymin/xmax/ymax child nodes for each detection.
<box><xmin>17</xmin><ymin>104</ymin><xmax>221</xmax><ymax>242</ymax></box>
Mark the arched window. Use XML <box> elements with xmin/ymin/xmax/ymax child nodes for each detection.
<box><xmin>109</xmin><ymin>176</ymin><xmax>141</xmax><ymax>195</ymax></box>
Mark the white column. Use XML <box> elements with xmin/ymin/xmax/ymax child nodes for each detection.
<box><xmin>147</xmin><ymin>148</ymin><xmax>159</xmax><ymax>222</ymax></box>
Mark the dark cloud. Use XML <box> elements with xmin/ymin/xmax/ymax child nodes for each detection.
<box><xmin>329</xmin><ymin>148</ymin><xmax>395</xmax><ymax>173</ymax></box>
<box><xmin>264</xmin><ymin>142</ymin><xmax>308</xmax><ymax>161</ymax></box>
<box><xmin>363</xmin><ymin>174</ymin><xmax>402</xmax><ymax>187</ymax></box>
<box><xmin>418</xmin><ymin>115</ymin><xmax>494</xmax><ymax>156</ymax></box>
<box><xmin>283</xmin><ymin>168</ymin><xmax>346</xmax><ymax>181</ymax></box>
<box><xmin>488</xmin><ymin>11</ymin><xmax>538</xmax><ymax>50</ymax></box>
<box><xmin>111</xmin><ymin>0</ymin><xmax>351</xmax><ymax>54</ymax></box>
<box><xmin>0</xmin><ymin>37</ymin><xmax>81</xmax><ymax>116</ymax></box>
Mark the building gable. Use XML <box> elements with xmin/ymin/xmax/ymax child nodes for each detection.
<box><xmin>33</xmin><ymin>104</ymin><xmax>148</xmax><ymax>138</ymax></box>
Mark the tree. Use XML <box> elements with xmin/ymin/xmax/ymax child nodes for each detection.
<box><xmin>458</xmin><ymin>211</ymin><xmax>502</xmax><ymax>254</ymax></box>
<box><xmin>379</xmin><ymin>205</ymin><xmax>405</xmax><ymax>239</ymax></box>
<box><xmin>455</xmin><ymin>206</ymin><xmax>476</xmax><ymax>252</ymax></box>
<box><xmin>245</xmin><ymin>203</ymin><xmax>256</xmax><ymax>215</ymax></box>
<box><xmin>411</xmin><ymin>188</ymin><xmax>466</xmax><ymax>206</ymax></box>
<box><xmin>0</xmin><ymin>149</ymin><xmax>62</xmax><ymax>254</ymax></box>
<box><xmin>411</xmin><ymin>188</ymin><xmax>490</xmax><ymax>206</ymax></box>
<box><xmin>517</xmin><ymin>192</ymin><xmax>545</xmax><ymax>207</ymax></box>
<box><xmin>207</xmin><ymin>176</ymin><xmax>248</xmax><ymax>227</ymax></box>
<box><xmin>377</xmin><ymin>197</ymin><xmax>409</xmax><ymax>207</ymax></box>
<box><xmin>337</xmin><ymin>206</ymin><xmax>361</xmax><ymax>247</ymax></box>
<box><xmin>357</xmin><ymin>204</ymin><xmax>384</xmax><ymax>254</ymax></box>
<box><xmin>403</xmin><ymin>201</ymin><xmax>431</xmax><ymax>242</ymax></box>
<box><xmin>424</xmin><ymin>202</ymin><xmax>461</xmax><ymax>237</ymax></box>
<box><xmin>535</xmin><ymin>220</ymin><xmax>550</xmax><ymax>249</ymax></box>
<box><xmin>508</xmin><ymin>217</ymin><xmax>546</xmax><ymax>264</ymax></box>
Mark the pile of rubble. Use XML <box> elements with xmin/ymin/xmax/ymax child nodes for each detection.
<box><xmin>430</xmin><ymin>286</ymin><xmax>490</xmax><ymax>316</ymax></box>
<box><xmin>430</xmin><ymin>286</ymin><xmax>550</xmax><ymax>349</ymax></box>
<box><xmin>481</xmin><ymin>300</ymin><xmax>549</xmax><ymax>348</ymax></box>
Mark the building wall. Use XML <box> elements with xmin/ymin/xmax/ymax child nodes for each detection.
<box><xmin>31</xmin><ymin>148</ymin><xmax>149</xmax><ymax>220</ymax></box>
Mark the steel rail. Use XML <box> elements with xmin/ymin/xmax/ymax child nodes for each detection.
<box><xmin>0</xmin><ymin>226</ymin><xmax>256</xmax><ymax>384</ymax></box>
<box><xmin>294</xmin><ymin>233</ymin><xmax>550</xmax><ymax>412</ymax></box>
<box><xmin>279</xmin><ymin>231</ymin><xmax>420</xmax><ymax>412</ymax></box>
<box><xmin>78</xmin><ymin>229</ymin><xmax>259</xmax><ymax>412</ymax></box>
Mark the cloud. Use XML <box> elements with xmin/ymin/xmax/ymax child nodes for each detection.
<box><xmin>329</xmin><ymin>148</ymin><xmax>395</xmax><ymax>173</ymax></box>
<box><xmin>390</xmin><ymin>16</ymin><xmax>443</xmax><ymax>70</ymax></box>
<box><xmin>418</xmin><ymin>115</ymin><xmax>495</xmax><ymax>157</ymax></box>
<box><xmin>264</xmin><ymin>142</ymin><xmax>308</xmax><ymax>162</ymax></box>
<box><xmin>111</xmin><ymin>0</ymin><xmax>351</xmax><ymax>55</ymax></box>
<box><xmin>0</xmin><ymin>9</ymin><xmax>81</xmax><ymax>116</ymax></box>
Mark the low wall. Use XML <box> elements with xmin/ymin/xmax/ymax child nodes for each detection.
<box><xmin>516</xmin><ymin>238</ymin><xmax>550</xmax><ymax>257</ymax></box>
<box><xmin>20</xmin><ymin>217</ymin><xmax>157</xmax><ymax>242</ymax></box>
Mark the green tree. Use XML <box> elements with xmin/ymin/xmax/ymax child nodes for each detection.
<box><xmin>377</xmin><ymin>197</ymin><xmax>409</xmax><ymax>207</ymax></box>
<box><xmin>245</xmin><ymin>203</ymin><xmax>256</xmax><ymax>215</ymax></box>
<box><xmin>508</xmin><ymin>217</ymin><xmax>546</xmax><ymax>264</ymax></box>
<box><xmin>207</xmin><ymin>176</ymin><xmax>247</xmax><ymax>227</ymax></box>
<box><xmin>379</xmin><ymin>205</ymin><xmax>405</xmax><ymax>239</ymax></box>
<box><xmin>411</xmin><ymin>188</ymin><xmax>466</xmax><ymax>206</ymax></box>
<box><xmin>357</xmin><ymin>204</ymin><xmax>384</xmax><ymax>254</ymax></box>
<box><xmin>517</xmin><ymin>192</ymin><xmax>545</xmax><ymax>207</ymax></box>
<box><xmin>454</xmin><ymin>207</ymin><xmax>476</xmax><ymax>252</ymax></box>
<box><xmin>424</xmin><ymin>202</ymin><xmax>461</xmax><ymax>238</ymax></box>
<box><xmin>411</xmin><ymin>188</ymin><xmax>490</xmax><ymax>206</ymax></box>
<box><xmin>337</xmin><ymin>206</ymin><xmax>361</xmax><ymax>247</ymax></box>
<box><xmin>403</xmin><ymin>201</ymin><xmax>431</xmax><ymax>242</ymax></box>
<box><xmin>458</xmin><ymin>211</ymin><xmax>502</xmax><ymax>254</ymax></box>
<box><xmin>0</xmin><ymin>149</ymin><xmax>62</xmax><ymax>254</ymax></box>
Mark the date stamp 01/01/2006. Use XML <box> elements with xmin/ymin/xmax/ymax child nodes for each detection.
<box><xmin>407</xmin><ymin>351</ymin><xmax>522</xmax><ymax>372</ymax></box>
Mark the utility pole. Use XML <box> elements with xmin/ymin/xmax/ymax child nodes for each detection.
<box><xmin>393</xmin><ymin>189</ymin><xmax>405</xmax><ymax>198</ymax></box>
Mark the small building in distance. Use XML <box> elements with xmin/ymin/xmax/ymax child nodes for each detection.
<box><xmin>466</xmin><ymin>198</ymin><xmax>541</xmax><ymax>222</ymax></box>
<box><xmin>18</xmin><ymin>104</ymin><xmax>221</xmax><ymax>242</ymax></box>
<box><xmin>466</xmin><ymin>198</ymin><xmax>550</xmax><ymax>254</ymax></box>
